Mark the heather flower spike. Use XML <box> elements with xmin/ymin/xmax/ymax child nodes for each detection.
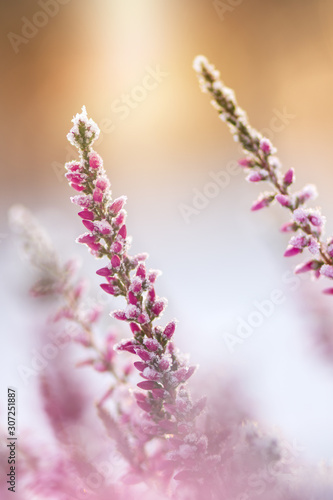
<box><xmin>194</xmin><ymin>55</ymin><xmax>333</xmax><ymax>293</ymax></box>
<box><xmin>65</xmin><ymin>107</ymin><xmax>205</xmax><ymax>456</ymax></box>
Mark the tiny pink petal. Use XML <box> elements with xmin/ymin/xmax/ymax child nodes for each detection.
<box><xmin>89</xmin><ymin>151</ymin><xmax>103</xmax><ymax>170</ymax></box>
<box><xmin>78</xmin><ymin>209</ymin><xmax>94</xmax><ymax>220</ymax></box>
<box><xmin>283</xmin><ymin>168</ymin><xmax>294</xmax><ymax>186</ymax></box>
<box><xmin>111</xmin><ymin>254</ymin><xmax>121</xmax><ymax>268</ymax></box>
<box><xmin>93</xmin><ymin>187</ymin><xmax>103</xmax><ymax>203</ymax></box>
<box><xmin>284</xmin><ymin>246</ymin><xmax>302</xmax><ymax>257</ymax></box>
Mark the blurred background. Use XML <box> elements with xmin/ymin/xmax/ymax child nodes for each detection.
<box><xmin>1</xmin><ymin>0</ymin><xmax>333</xmax><ymax>465</ymax></box>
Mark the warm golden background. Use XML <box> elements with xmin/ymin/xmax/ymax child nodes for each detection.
<box><xmin>2</xmin><ymin>0</ymin><xmax>333</xmax><ymax>462</ymax></box>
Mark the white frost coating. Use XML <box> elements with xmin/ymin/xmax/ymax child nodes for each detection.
<box><xmin>125</xmin><ymin>304</ymin><xmax>139</xmax><ymax>319</ymax></box>
<box><xmin>320</xmin><ymin>264</ymin><xmax>333</xmax><ymax>279</ymax></box>
<box><xmin>212</xmin><ymin>80</ymin><xmax>224</xmax><ymax>92</ymax></box>
<box><xmin>222</xmin><ymin>87</ymin><xmax>235</xmax><ymax>102</ymax></box>
<box><xmin>192</xmin><ymin>55</ymin><xmax>209</xmax><ymax>73</ymax></box>
<box><xmin>301</xmin><ymin>184</ymin><xmax>318</xmax><ymax>201</ymax></box>
<box><xmin>142</xmin><ymin>367</ymin><xmax>161</xmax><ymax>381</ymax></box>
<box><xmin>143</xmin><ymin>337</ymin><xmax>160</xmax><ymax>350</ymax></box>
<box><xmin>94</xmin><ymin>220</ymin><xmax>112</xmax><ymax>233</ymax></box>
<box><xmin>70</xmin><ymin>194</ymin><xmax>92</xmax><ymax>207</ymax></box>
<box><xmin>67</xmin><ymin>106</ymin><xmax>100</xmax><ymax>146</ymax></box>
<box><xmin>292</xmin><ymin>207</ymin><xmax>308</xmax><ymax>224</ymax></box>
<box><xmin>308</xmin><ymin>239</ymin><xmax>320</xmax><ymax>255</ymax></box>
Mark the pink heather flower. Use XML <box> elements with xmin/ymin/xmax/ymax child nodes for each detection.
<box><xmin>238</xmin><ymin>157</ymin><xmax>253</xmax><ymax>167</ymax></box>
<box><xmin>67</xmin><ymin>106</ymin><xmax>100</xmax><ymax>147</ymax></box>
<box><xmin>82</xmin><ymin>220</ymin><xmax>95</xmax><ymax>231</ymax></box>
<box><xmin>128</xmin><ymin>291</ymin><xmax>138</xmax><ymax>305</ymax></box>
<box><xmin>137</xmin><ymin>380</ymin><xmax>157</xmax><ymax>391</ymax></box>
<box><xmin>118</xmin><ymin>224</ymin><xmax>127</xmax><ymax>239</ymax></box>
<box><xmin>111</xmin><ymin>310</ymin><xmax>127</xmax><ymax>321</ymax></box>
<box><xmin>95</xmin><ymin>176</ymin><xmax>108</xmax><ymax>191</ymax></box>
<box><xmin>65</xmin><ymin>160</ymin><xmax>81</xmax><ymax>172</ymax></box>
<box><xmin>134</xmin><ymin>361</ymin><xmax>148</xmax><ymax>371</ymax></box>
<box><xmin>323</xmin><ymin>288</ymin><xmax>333</xmax><ymax>295</ymax></box>
<box><xmin>70</xmin><ymin>194</ymin><xmax>92</xmax><ymax>208</ymax></box>
<box><xmin>142</xmin><ymin>367</ymin><xmax>161</xmax><ymax>380</ymax></box>
<box><xmin>152</xmin><ymin>388</ymin><xmax>166</xmax><ymax>399</ymax></box>
<box><xmin>129</xmin><ymin>276</ymin><xmax>143</xmax><ymax>293</ymax></box>
<box><xmin>137</xmin><ymin>312</ymin><xmax>150</xmax><ymax>324</ymax></box>
<box><xmin>293</xmin><ymin>208</ymin><xmax>308</xmax><ymax>225</ymax></box>
<box><xmin>164</xmin><ymin>321</ymin><xmax>176</xmax><ymax>339</ymax></box>
<box><xmin>137</xmin><ymin>400</ymin><xmax>152</xmax><ymax>412</ymax></box>
<box><xmin>144</xmin><ymin>338</ymin><xmax>160</xmax><ymax>352</ymax></box>
<box><xmin>308</xmin><ymin>212</ymin><xmax>324</xmax><ymax>227</ymax></box>
<box><xmin>280</xmin><ymin>221</ymin><xmax>297</xmax><ymax>233</ymax></box>
<box><xmin>111</xmin><ymin>241</ymin><xmax>123</xmax><ymax>253</ymax></box>
<box><xmin>276</xmin><ymin>194</ymin><xmax>290</xmax><ymax>207</ymax></box>
<box><xmin>65</xmin><ymin>172</ymin><xmax>84</xmax><ymax>183</ymax></box>
<box><xmin>115</xmin><ymin>338</ymin><xmax>137</xmax><ymax>353</ymax></box>
<box><xmin>260</xmin><ymin>137</ymin><xmax>275</xmax><ymax>155</ymax></box>
<box><xmin>70</xmin><ymin>183</ymin><xmax>85</xmax><ymax>192</ymax></box>
<box><xmin>93</xmin><ymin>187</ymin><xmax>103</xmax><ymax>203</ymax></box>
<box><xmin>76</xmin><ymin>233</ymin><xmax>96</xmax><ymax>245</ymax></box>
<box><xmin>130</xmin><ymin>322</ymin><xmax>141</xmax><ymax>334</ymax></box>
<box><xmin>94</xmin><ymin>219</ymin><xmax>112</xmax><ymax>235</ymax></box>
<box><xmin>298</xmin><ymin>184</ymin><xmax>318</xmax><ymax>203</ymax></box>
<box><xmin>159</xmin><ymin>357</ymin><xmax>171</xmax><ymax>371</ymax></box>
<box><xmin>295</xmin><ymin>260</ymin><xmax>321</xmax><ymax>274</ymax></box>
<box><xmin>251</xmin><ymin>194</ymin><xmax>274</xmax><ymax>211</ymax></box>
<box><xmin>246</xmin><ymin>171</ymin><xmax>266</xmax><ymax>182</ymax></box>
<box><xmin>136</xmin><ymin>349</ymin><xmax>153</xmax><ymax>362</ymax></box>
<box><xmin>125</xmin><ymin>304</ymin><xmax>139</xmax><ymax>319</ymax></box>
<box><xmin>151</xmin><ymin>299</ymin><xmax>167</xmax><ymax>317</ymax></box>
<box><xmin>96</xmin><ymin>266</ymin><xmax>111</xmax><ymax>276</ymax></box>
<box><xmin>113</xmin><ymin>210</ymin><xmax>126</xmax><ymax>226</ymax></box>
<box><xmin>100</xmin><ymin>283</ymin><xmax>118</xmax><ymax>295</ymax></box>
<box><xmin>109</xmin><ymin>196</ymin><xmax>127</xmax><ymax>215</ymax></box>
<box><xmin>78</xmin><ymin>209</ymin><xmax>94</xmax><ymax>220</ymax></box>
<box><xmin>175</xmin><ymin>365</ymin><xmax>197</xmax><ymax>383</ymax></box>
<box><xmin>284</xmin><ymin>246</ymin><xmax>302</xmax><ymax>257</ymax></box>
<box><xmin>308</xmin><ymin>238</ymin><xmax>320</xmax><ymax>255</ymax></box>
<box><xmin>111</xmin><ymin>254</ymin><xmax>121</xmax><ymax>268</ymax></box>
<box><xmin>148</xmin><ymin>269</ymin><xmax>161</xmax><ymax>283</ymax></box>
<box><xmin>147</xmin><ymin>286</ymin><xmax>156</xmax><ymax>303</ymax></box>
<box><xmin>89</xmin><ymin>151</ymin><xmax>103</xmax><ymax>170</ymax></box>
<box><xmin>136</xmin><ymin>263</ymin><xmax>146</xmax><ymax>279</ymax></box>
<box><xmin>283</xmin><ymin>168</ymin><xmax>294</xmax><ymax>186</ymax></box>
<box><xmin>320</xmin><ymin>265</ymin><xmax>333</xmax><ymax>279</ymax></box>
<box><xmin>130</xmin><ymin>253</ymin><xmax>149</xmax><ymax>266</ymax></box>
<box><xmin>289</xmin><ymin>236</ymin><xmax>308</xmax><ymax>249</ymax></box>
<box><xmin>327</xmin><ymin>238</ymin><xmax>333</xmax><ymax>258</ymax></box>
